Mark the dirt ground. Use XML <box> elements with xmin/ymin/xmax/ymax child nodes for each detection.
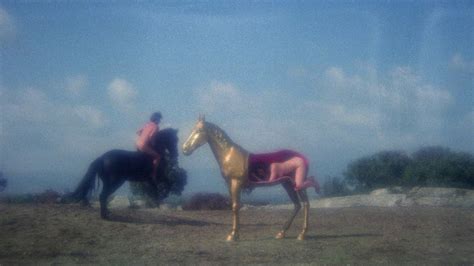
<box><xmin>1</xmin><ymin>203</ymin><xmax>473</xmax><ymax>265</ymax></box>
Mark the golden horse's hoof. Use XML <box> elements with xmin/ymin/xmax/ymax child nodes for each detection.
<box><xmin>297</xmin><ymin>233</ymin><xmax>306</xmax><ymax>241</ymax></box>
<box><xmin>226</xmin><ymin>233</ymin><xmax>239</xmax><ymax>241</ymax></box>
<box><xmin>275</xmin><ymin>231</ymin><xmax>285</xmax><ymax>239</ymax></box>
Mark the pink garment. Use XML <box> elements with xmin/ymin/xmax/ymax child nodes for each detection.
<box><xmin>247</xmin><ymin>150</ymin><xmax>319</xmax><ymax>193</ymax></box>
<box><xmin>136</xmin><ymin>122</ymin><xmax>159</xmax><ymax>150</ymax></box>
<box><xmin>249</xmin><ymin>149</ymin><xmax>309</xmax><ymax>171</ymax></box>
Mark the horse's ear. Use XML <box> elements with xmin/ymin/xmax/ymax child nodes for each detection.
<box><xmin>198</xmin><ymin>114</ymin><xmax>206</xmax><ymax>122</ymax></box>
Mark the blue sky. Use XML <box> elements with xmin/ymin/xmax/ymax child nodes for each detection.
<box><xmin>1</xmin><ymin>1</ymin><xmax>473</xmax><ymax>194</ymax></box>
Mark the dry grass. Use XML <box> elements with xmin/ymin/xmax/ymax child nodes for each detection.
<box><xmin>0</xmin><ymin>203</ymin><xmax>473</xmax><ymax>264</ymax></box>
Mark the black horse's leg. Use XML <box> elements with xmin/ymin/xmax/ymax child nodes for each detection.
<box><xmin>100</xmin><ymin>182</ymin><xmax>111</xmax><ymax>219</ymax></box>
<box><xmin>276</xmin><ymin>180</ymin><xmax>302</xmax><ymax>239</ymax></box>
<box><xmin>100</xmin><ymin>177</ymin><xmax>126</xmax><ymax>219</ymax></box>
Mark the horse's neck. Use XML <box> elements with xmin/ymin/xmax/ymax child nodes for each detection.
<box><xmin>206</xmin><ymin>123</ymin><xmax>243</xmax><ymax>164</ymax></box>
<box><xmin>205</xmin><ymin>123</ymin><xmax>249</xmax><ymax>179</ymax></box>
<box><xmin>206</xmin><ymin>125</ymin><xmax>229</xmax><ymax>159</ymax></box>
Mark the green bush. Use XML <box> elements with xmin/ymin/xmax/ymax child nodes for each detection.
<box><xmin>403</xmin><ymin>146</ymin><xmax>474</xmax><ymax>188</ymax></box>
<box><xmin>345</xmin><ymin>150</ymin><xmax>411</xmax><ymax>191</ymax></box>
<box><xmin>344</xmin><ymin>146</ymin><xmax>474</xmax><ymax>190</ymax></box>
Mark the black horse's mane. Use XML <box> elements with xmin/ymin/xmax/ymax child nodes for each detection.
<box><xmin>152</xmin><ymin>128</ymin><xmax>178</xmax><ymax>155</ymax></box>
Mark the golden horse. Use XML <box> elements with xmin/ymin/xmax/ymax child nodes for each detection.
<box><xmin>182</xmin><ymin>116</ymin><xmax>312</xmax><ymax>241</ymax></box>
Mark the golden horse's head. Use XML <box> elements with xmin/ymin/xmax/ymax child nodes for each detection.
<box><xmin>182</xmin><ymin>115</ymin><xmax>207</xmax><ymax>156</ymax></box>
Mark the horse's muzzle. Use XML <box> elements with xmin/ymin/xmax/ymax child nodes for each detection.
<box><xmin>182</xmin><ymin>145</ymin><xmax>192</xmax><ymax>156</ymax></box>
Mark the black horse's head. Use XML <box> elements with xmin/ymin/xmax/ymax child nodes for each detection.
<box><xmin>152</xmin><ymin>128</ymin><xmax>179</xmax><ymax>160</ymax></box>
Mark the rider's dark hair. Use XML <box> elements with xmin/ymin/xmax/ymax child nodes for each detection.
<box><xmin>150</xmin><ymin>112</ymin><xmax>162</xmax><ymax>123</ymax></box>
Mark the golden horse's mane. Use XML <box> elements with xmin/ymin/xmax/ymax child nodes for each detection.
<box><xmin>204</xmin><ymin>121</ymin><xmax>234</xmax><ymax>148</ymax></box>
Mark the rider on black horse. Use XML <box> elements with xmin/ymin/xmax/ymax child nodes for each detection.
<box><xmin>136</xmin><ymin>112</ymin><xmax>162</xmax><ymax>185</ymax></box>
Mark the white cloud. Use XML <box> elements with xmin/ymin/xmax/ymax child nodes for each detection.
<box><xmin>107</xmin><ymin>78</ymin><xmax>137</xmax><ymax>110</ymax></box>
<box><xmin>0</xmin><ymin>7</ymin><xmax>15</xmax><ymax>42</ymax></box>
<box><xmin>325</xmin><ymin>67</ymin><xmax>346</xmax><ymax>86</ymax></box>
<box><xmin>287</xmin><ymin>66</ymin><xmax>309</xmax><ymax>79</ymax></box>
<box><xmin>450</xmin><ymin>53</ymin><xmax>474</xmax><ymax>73</ymax></box>
<box><xmin>325</xmin><ymin>103</ymin><xmax>380</xmax><ymax>127</ymax></box>
<box><xmin>306</xmin><ymin>65</ymin><xmax>455</xmax><ymax>150</ymax></box>
<box><xmin>3</xmin><ymin>87</ymin><xmax>106</xmax><ymax>129</ymax></box>
<box><xmin>1</xmin><ymin>87</ymin><xmax>110</xmax><ymax>173</ymax></box>
<box><xmin>65</xmin><ymin>75</ymin><xmax>88</xmax><ymax>97</ymax></box>
<box><xmin>197</xmin><ymin>81</ymin><xmax>243</xmax><ymax>114</ymax></box>
<box><xmin>5</xmin><ymin>88</ymin><xmax>50</xmax><ymax>123</ymax></box>
<box><xmin>74</xmin><ymin>105</ymin><xmax>106</xmax><ymax>128</ymax></box>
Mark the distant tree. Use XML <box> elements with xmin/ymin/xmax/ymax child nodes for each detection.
<box><xmin>403</xmin><ymin>146</ymin><xmax>474</xmax><ymax>188</ymax></box>
<box><xmin>344</xmin><ymin>150</ymin><xmax>411</xmax><ymax>191</ymax></box>
<box><xmin>321</xmin><ymin>176</ymin><xmax>350</xmax><ymax>197</ymax></box>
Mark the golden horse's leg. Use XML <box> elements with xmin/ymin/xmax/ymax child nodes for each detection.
<box><xmin>226</xmin><ymin>178</ymin><xmax>242</xmax><ymax>241</ymax></box>
<box><xmin>297</xmin><ymin>189</ymin><xmax>310</xmax><ymax>240</ymax></box>
<box><xmin>276</xmin><ymin>180</ymin><xmax>302</xmax><ymax>239</ymax></box>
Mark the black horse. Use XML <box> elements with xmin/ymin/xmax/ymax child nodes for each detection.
<box><xmin>63</xmin><ymin>128</ymin><xmax>179</xmax><ymax>219</ymax></box>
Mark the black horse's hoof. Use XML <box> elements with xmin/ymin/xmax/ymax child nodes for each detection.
<box><xmin>101</xmin><ymin>211</ymin><xmax>110</xmax><ymax>220</ymax></box>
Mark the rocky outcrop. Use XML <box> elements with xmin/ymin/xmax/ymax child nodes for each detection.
<box><xmin>265</xmin><ymin>187</ymin><xmax>474</xmax><ymax>210</ymax></box>
<box><xmin>310</xmin><ymin>187</ymin><xmax>474</xmax><ymax>209</ymax></box>
<box><xmin>107</xmin><ymin>187</ymin><xmax>474</xmax><ymax>210</ymax></box>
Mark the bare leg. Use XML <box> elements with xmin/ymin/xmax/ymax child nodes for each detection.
<box><xmin>299</xmin><ymin>176</ymin><xmax>320</xmax><ymax>193</ymax></box>
<box><xmin>292</xmin><ymin>158</ymin><xmax>307</xmax><ymax>190</ymax></box>
<box><xmin>227</xmin><ymin>178</ymin><xmax>242</xmax><ymax>241</ymax></box>
<box><xmin>276</xmin><ymin>180</ymin><xmax>301</xmax><ymax>239</ymax></box>
<box><xmin>297</xmin><ymin>189</ymin><xmax>310</xmax><ymax>240</ymax></box>
<box><xmin>269</xmin><ymin>157</ymin><xmax>306</xmax><ymax>186</ymax></box>
<box><xmin>138</xmin><ymin>145</ymin><xmax>161</xmax><ymax>181</ymax></box>
<box><xmin>268</xmin><ymin>163</ymin><xmax>280</xmax><ymax>182</ymax></box>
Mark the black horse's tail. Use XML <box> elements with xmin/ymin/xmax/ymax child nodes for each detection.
<box><xmin>61</xmin><ymin>157</ymin><xmax>102</xmax><ymax>203</ymax></box>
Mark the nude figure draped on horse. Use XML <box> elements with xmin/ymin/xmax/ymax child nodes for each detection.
<box><xmin>182</xmin><ymin>116</ymin><xmax>319</xmax><ymax>241</ymax></box>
